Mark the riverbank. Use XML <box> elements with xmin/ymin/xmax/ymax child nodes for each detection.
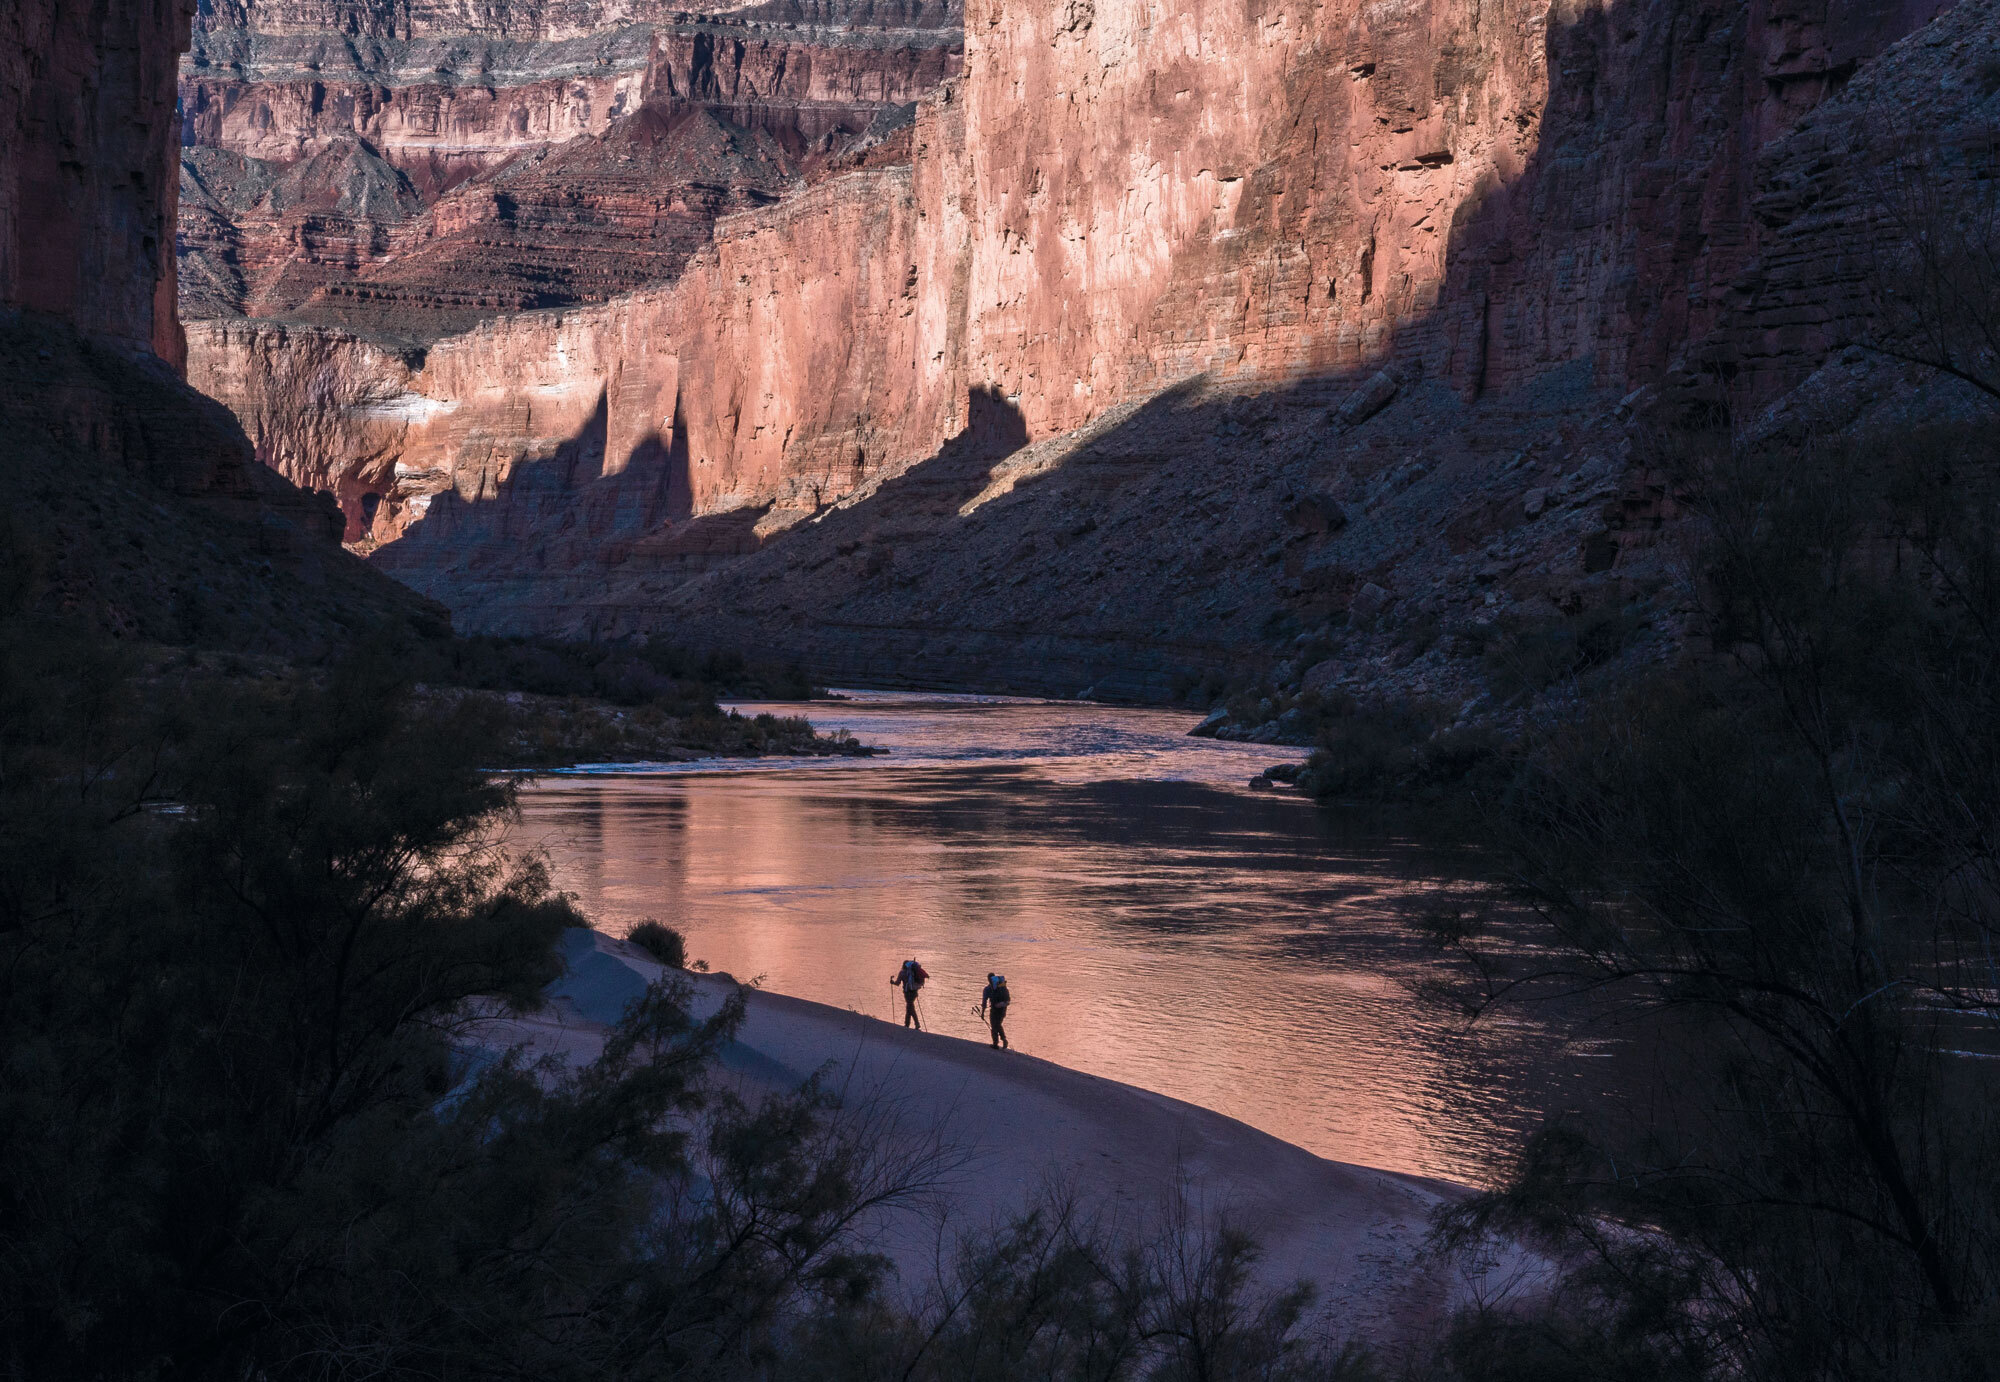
<box><xmin>422</xmin><ymin>684</ymin><xmax>878</xmax><ymax>767</ymax></box>
<box><xmin>473</xmin><ymin>929</ymin><xmax>1546</xmax><ymax>1352</ymax></box>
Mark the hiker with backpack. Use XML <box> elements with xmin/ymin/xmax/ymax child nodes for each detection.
<box><xmin>890</xmin><ymin>958</ymin><xmax>928</xmax><ymax>1029</ymax></box>
<box><xmin>979</xmin><ymin>973</ymin><xmax>1011</xmax><ymax>1049</ymax></box>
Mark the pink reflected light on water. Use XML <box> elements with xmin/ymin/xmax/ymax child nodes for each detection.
<box><xmin>509</xmin><ymin>693</ymin><xmax>1568</xmax><ymax>1182</ymax></box>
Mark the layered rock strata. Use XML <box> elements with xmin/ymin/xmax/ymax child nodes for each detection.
<box><xmin>188</xmin><ymin>0</ymin><xmax>1989</xmax><ymax>693</ymax></box>
<box><xmin>178</xmin><ymin>1</ymin><xmax>961</xmax><ymax>335</ymax></box>
<box><xmin>189</xmin><ymin>110</ymin><xmax>960</xmax><ymax>545</ymax></box>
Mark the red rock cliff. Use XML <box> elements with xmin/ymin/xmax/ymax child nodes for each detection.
<box><xmin>945</xmin><ymin>0</ymin><xmax>1951</xmax><ymax>435</ymax></box>
<box><xmin>186</xmin><ymin>0</ymin><xmax>1984</xmax><ymax>664</ymax></box>
<box><xmin>177</xmin><ymin>0</ymin><xmax>962</xmax><ymax>335</ymax></box>
<box><xmin>2</xmin><ymin>0</ymin><xmax>192</xmax><ymax>366</ymax></box>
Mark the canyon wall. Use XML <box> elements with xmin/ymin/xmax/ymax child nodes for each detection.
<box><xmin>178</xmin><ymin>0</ymin><xmax>962</xmax><ymax>334</ymax></box>
<box><xmin>0</xmin><ymin>0</ymin><xmax>450</xmax><ymax>650</ymax></box>
<box><xmin>3</xmin><ymin>0</ymin><xmax>192</xmax><ymax>365</ymax></box>
<box><xmin>191</xmin><ymin>0</ymin><xmax>957</xmax><ymax>42</ymax></box>
<box><xmin>197</xmin><ymin>0</ymin><xmax>1953</xmax><ymax>521</ymax></box>
<box><xmin>184</xmin><ymin>0</ymin><xmax>1988</xmax><ymax>681</ymax></box>
<box><xmin>948</xmin><ymin>0</ymin><xmax>1953</xmax><ymax>432</ymax></box>
<box><xmin>188</xmin><ymin>102</ymin><xmax>965</xmax><ymax>547</ymax></box>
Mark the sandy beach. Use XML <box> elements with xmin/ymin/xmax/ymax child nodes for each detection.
<box><xmin>469</xmin><ymin>930</ymin><xmax>1542</xmax><ymax>1350</ymax></box>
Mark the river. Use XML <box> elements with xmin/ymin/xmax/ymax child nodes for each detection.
<box><xmin>510</xmin><ymin>691</ymin><xmax>1584</xmax><ymax>1184</ymax></box>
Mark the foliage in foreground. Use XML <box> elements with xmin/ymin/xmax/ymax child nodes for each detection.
<box><xmin>0</xmin><ymin>626</ymin><xmax>907</xmax><ymax>1379</ymax></box>
<box><xmin>0</xmin><ymin>609</ymin><xmax>1361</xmax><ymax>1380</ymax></box>
<box><xmin>1429</xmin><ymin>419</ymin><xmax>2000</xmax><ymax>1381</ymax></box>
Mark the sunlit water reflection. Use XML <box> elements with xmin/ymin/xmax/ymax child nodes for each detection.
<box><xmin>510</xmin><ymin>691</ymin><xmax>1578</xmax><ymax>1183</ymax></box>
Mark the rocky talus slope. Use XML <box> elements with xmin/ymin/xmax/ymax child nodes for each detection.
<box><xmin>186</xmin><ymin>0</ymin><xmax>1997</xmax><ymax>703</ymax></box>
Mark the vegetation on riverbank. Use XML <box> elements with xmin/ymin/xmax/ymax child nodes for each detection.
<box><xmin>390</xmin><ymin>632</ymin><xmax>870</xmax><ymax>766</ymax></box>
<box><xmin>0</xmin><ymin>606</ymin><xmax>1361</xmax><ymax>1380</ymax></box>
<box><xmin>419</xmin><ymin>684</ymin><xmax>873</xmax><ymax>769</ymax></box>
<box><xmin>82</xmin><ymin>636</ymin><xmax>873</xmax><ymax>771</ymax></box>
<box><xmin>398</xmin><ymin>632</ymin><xmax>827</xmax><ymax>705</ymax></box>
<box><xmin>1421</xmin><ymin>414</ymin><xmax>2000</xmax><ymax>1378</ymax></box>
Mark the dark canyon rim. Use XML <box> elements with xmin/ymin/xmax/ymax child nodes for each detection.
<box><xmin>508</xmin><ymin>691</ymin><xmax>1601</xmax><ymax>1183</ymax></box>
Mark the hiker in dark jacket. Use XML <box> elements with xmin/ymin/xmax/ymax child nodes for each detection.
<box><xmin>979</xmin><ymin>973</ymin><xmax>1011</xmax><ymax>1049</ymax></box>
<box><xmin>891</xmin><ymin>958</ymin><xmax>928</xmax><ymax>1028</ymax></box>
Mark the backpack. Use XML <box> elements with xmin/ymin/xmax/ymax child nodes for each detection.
<box><xmin>901</xmin><ymin>961</ymin><xmax>928</xmax><ymax>990</ymax></box>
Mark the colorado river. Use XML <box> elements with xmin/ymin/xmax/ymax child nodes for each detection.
<box><xmin>511</xmin><ymin>691</ymin><xmax>1581</xmax><ymax>1183</ymax></box>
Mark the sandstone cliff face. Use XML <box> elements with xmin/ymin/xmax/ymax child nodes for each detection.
<box><xmin>187</xmin><ymin>0</ymin><xmax>1990</xmax><ymax>690</ymax></box>
<box><xmin>178</xmin><ymin>0</ymin><xmax>963</xmax><ymax>336</ymax></box>
<box><xmin>187</xmin><ymin>101</ymin><xmax>965</xmax><ymax>551</ymax></box>
<box><xmin>3</xmin><ymin>0</ymin><xmax>192</xmax><ymax>366</ymax></box>
<box><xmin>946</xmin><ymin>0</ymin><xmax>1952</xmax><ymax>435</ymax></box>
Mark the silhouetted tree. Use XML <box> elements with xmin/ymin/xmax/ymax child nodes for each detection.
<box><xmin>1431</xmin><ymin>421</ymin><xmax>2000</xmax><ymax>1380</ymax></box>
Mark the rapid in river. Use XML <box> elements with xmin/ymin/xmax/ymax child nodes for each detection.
<box><xmin>510</xmin><ymin>691</ymin><xmax>1588</xmax><ymax>1184</ymax></box>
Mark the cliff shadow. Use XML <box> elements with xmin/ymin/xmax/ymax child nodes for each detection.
<box><xmin>594</xmin><ymin>0</ymin><xmax>1946</xmax><ymax>693</ymax></box>
<box><xmin>371</xmin><ymin>387</ymin><xmax>721</xmax><ymax>590</ymax></box>
<box><xmin>369</xmin><ymin>381</ymin><xmax>1025</xmax><ymax>608</ymax></box>
<box><xmin>597</xmin><ymin>386</ymin><xmax>1026</xmax><ymax>589</ymax></box>
<box><xmin>835</xmin><ymin>385</ymin><xmax>1030</xmax><ymax>521</ymax></box>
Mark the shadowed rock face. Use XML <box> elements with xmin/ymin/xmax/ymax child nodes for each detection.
<box><xmin>177</xmin><ymin>0</ymin><xmax>962</xmax><ymax>336</ymax></box>
<box><xmin>0</xmin><ymin>0</ymin><xmax>449</xmax><ymax>652</ymax></box>
<box><xmin>187</xmin><ymin>0</ymin><xmax>1990</xmax><ymax>694</ymax></box>
<box><xmin>3</xmin><ymin>0</ymin><xmax>192</xmax><ymax>366</ymax></box>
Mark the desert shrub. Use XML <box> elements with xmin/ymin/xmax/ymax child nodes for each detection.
<box><xmin>1291</xmin><ymin>696</ymin><xmax>1497</xmax><ymax>802</ymax></box>
<box><xmin>1411</xmin><ymin>724</ymin><xmax>1502</xmax><ymax>787</ymax></box>
<box><xmin>782</xmin><ymin>1185</ymin><xmax>1375</xmax><ymax>1382</ymax></box>
<box><xmin>1430</xmin><ymin>420</ymin><xmax>2000</xmax><ymax>1379</ymax></box>
<box><xmin>1298</xmin><ymin>701</ymin><xmax>1430</xmax><ymax>797</ymax></box>
<box><xmin>630</xmin><ymin>918</ymin><xmax>689</xmax><ymax>969</ymax></box>
<box><xmin>0</xmin><ymin>624</ymin><xmax>928</xmax><ymax>1380</ymax></box>
<box><xmin>1482</xmin><ymin>602</ymin><xmax>1648</xmax><ymax>697</ymax></box>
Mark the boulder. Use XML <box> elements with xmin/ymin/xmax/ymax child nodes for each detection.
<box><xmin>1334</xmin><ymin>370</ymin><xmax>1402</xmax><ymax>427</ymax></box>
<box><xmin>1189</xmin><ymin>706</ymin><xmax>1230</xmax><ymax>738</ymax></box>
<box><xmin>1283</xmin><ymin>491</ymin><xmax>1349</xmax><ymax>534</ymax></box>
<box><xmin>1348</xmin><ymin>582</ymin><xmax>1392</xmax><ymax>621</ymax></box>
